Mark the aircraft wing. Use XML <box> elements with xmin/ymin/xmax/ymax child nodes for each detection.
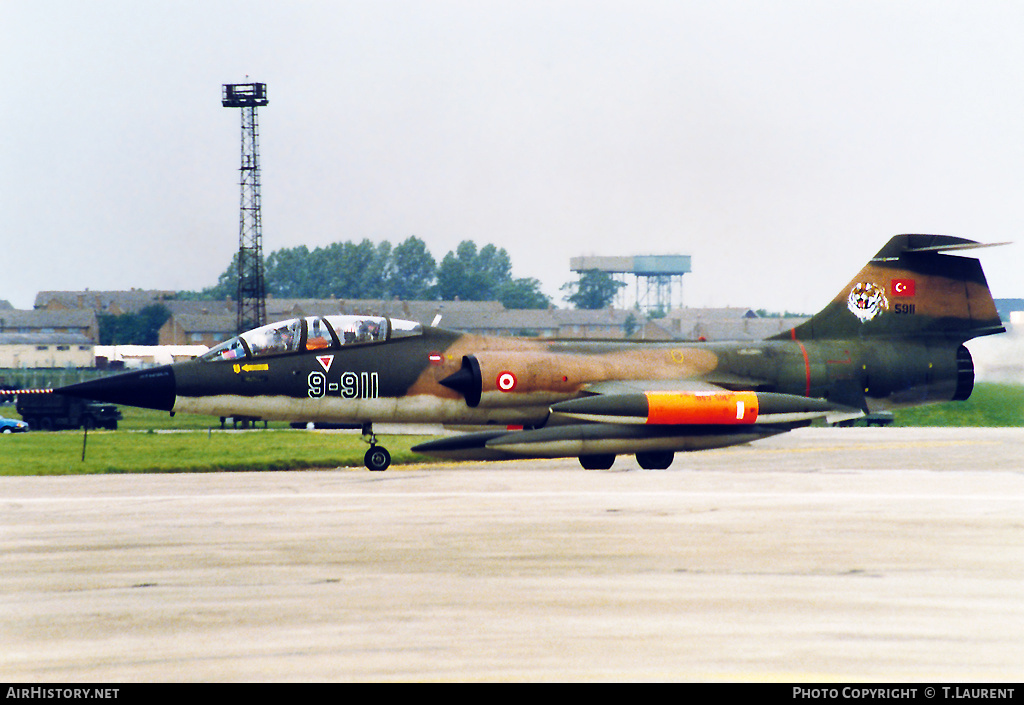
<box><xmin>578</xmin><ymin>378</ymin><xmax>735</xmax><ymax>395</ymax></box>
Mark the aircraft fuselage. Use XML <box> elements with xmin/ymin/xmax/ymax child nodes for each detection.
<box><xmin>56</xmin><ymin>235</ymin><xmax>1001</xmax><ymax>470</ymax></box>
<box><xmin>165</xmin><ymin>328</ymin><xmax>969</xmax><ymax>426</ymax></box>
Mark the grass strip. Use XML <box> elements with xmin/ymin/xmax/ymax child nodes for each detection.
<box><xmin>2</xmin><ymin>383</ymin><xmax>1020</xmax><ymax>475</ymax></box>
<box><xmin>0</xmin><ymin>429</ymin><xmax>437</xmax><ymax>475</ymax></box>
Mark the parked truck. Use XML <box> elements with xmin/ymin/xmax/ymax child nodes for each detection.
<box><xmin>16</xmin><ymin>393</ymin><xmax>122</xmax><ymax>431</ymax></box>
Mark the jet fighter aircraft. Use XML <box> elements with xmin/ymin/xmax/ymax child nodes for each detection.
<box><xmin>58</xmin><ymin>235</ymin><xmax>1005</xmax><ymax>471</ymax></box>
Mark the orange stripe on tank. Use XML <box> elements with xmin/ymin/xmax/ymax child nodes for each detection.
<box><xmin>644</xmin><ymin>391</ymin><xmax>759</xmax><ymax>425</ymax></box>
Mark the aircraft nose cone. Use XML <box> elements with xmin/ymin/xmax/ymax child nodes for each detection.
<box><xmin>56</xmin><ymin>366</ymin><xmax>176</xmax><ymax>412</ymax></box>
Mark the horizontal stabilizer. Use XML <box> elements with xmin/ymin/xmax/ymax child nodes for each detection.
<box><xmin>873</xmin><ymin>235</ymin><xmax>1010</xmax><ymax>260</ymax></box>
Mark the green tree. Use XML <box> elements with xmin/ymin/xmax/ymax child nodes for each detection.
<box><xmin>436</xmin><ymin>241</ymin><xmax>514</xmax><ymax>301</ymax></box>
<box><xmin>295</xmin><ymin>239</ymin><xmax>388</xmax><ymax>299</ymax></box>
<box><xmin>435</xmin><ymin>244</ymin><xmax>470</xmax><ymax>300</ymax></box>
<box><xmin>266</xmin><ymin>245</ymin><xmax>314</xmax><ymax>298</ymax></box>
<box><xmin>561</xmin><ymin>270</ymin><xmax>625</xmax><ymax>310</ymax></box>
<box><xmin>387</xmin><ymin>236</ymin><xmax>437</xmax><ymax>299</ymax></box>
<box><xmin>187</xmin><ymin>237</ymin><xmax>560</xmax><ymax>306</ymax></box>
<box><xmin>97</xmin><ymin>304</ymin><xmax>172</xmax><ymax>345</ymax></box>
<box><xmin>624</xmin><ymin>312</ymin><xmax>639</xmax><ymax>337</ymax></box>
<box><xmin>499</xmin><ymin>278</ymin><xmax>551</xmax><ymax>309</ymax></box>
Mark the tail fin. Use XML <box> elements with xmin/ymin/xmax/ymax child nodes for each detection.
<box><xmin>774</xmin><ymin>234</ymin><xmax>1006</xmax><ymax>342</ymax></box>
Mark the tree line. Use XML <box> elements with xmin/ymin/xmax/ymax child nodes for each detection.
<box><xmin>183</xmin><ymin>236</ymin><xmax>625</xmax><ymax>311</ymax></box>
<box><xmin>98</xmin><ymin>237</ymin><xmax>627</xmax><ymax>344</ymax></box>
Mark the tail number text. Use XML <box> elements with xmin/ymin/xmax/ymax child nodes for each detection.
<box><xmin>308</xmin><ymin>371</ymin><xmax>380</xmax><ymax>399</ymax></box>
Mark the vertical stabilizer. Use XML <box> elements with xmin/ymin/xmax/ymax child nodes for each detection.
<box><xmin>773</xmin><ymin>235</ymin><xmax>1005</xmax><ymax>342</ymax></box>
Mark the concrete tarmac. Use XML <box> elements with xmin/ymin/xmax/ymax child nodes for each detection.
<box><xmin>2</xmin><ymin>427</ymin><xmax>1023</xmax><ymax>682</ymax></box>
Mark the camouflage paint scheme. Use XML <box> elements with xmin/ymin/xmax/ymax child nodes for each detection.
<box><xmin>59</xmin><ymin>235</ymin><xmax>1004</xmax><ymax>470</ymax></box>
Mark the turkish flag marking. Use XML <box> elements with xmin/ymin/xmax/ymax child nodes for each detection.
<box><xmin>891</xmin><ymin>279</ymin><xmax>916</xmax><ymax>297</ymax></box>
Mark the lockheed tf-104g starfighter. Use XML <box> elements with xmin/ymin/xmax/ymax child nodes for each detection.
<box><xmin>59</xmin><ymin>235</ymin><xmax>1005</xmax><ymax>470</ymax></box>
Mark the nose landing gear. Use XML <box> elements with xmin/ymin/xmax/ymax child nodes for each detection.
<box><xmin>361</xmin><ymin>422</ymin><xmax>391</xmax><ymax>471</ymax></box>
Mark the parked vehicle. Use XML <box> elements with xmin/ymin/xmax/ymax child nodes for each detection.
<box><xmin>0</xmin><ymin>385</ymin><xmax>15</xmax><ymax>405</ymax></box>
<box><xmin>15</xmin><ymin>393</ymin><xmax>121</xmax><ymax>431</ymax></box>
<box><xmin>0</xmin><ymin>416</ymin><xmax>29</xmax><ymax>433</ymax></box>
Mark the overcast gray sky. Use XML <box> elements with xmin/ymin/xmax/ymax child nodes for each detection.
<box><xmin>2</xmin><ymin>0</ymin><xmax>1021</xmax><ymax>313</ymax></box>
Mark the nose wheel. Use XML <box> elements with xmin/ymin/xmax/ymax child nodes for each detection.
<box><xmin>364</xmin><ymin>445</ymin><xmax>391</xmax><ymax>472</ymax></box>
<box><xmin>361</xmin><ymin>423</ymin><xmax>391</xmax><ymax>471</ymax></box>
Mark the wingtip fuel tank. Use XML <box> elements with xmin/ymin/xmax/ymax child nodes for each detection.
<box><xmin>549</xmin><ymin>391</ymin><xmax>849</xmax><ymax>426</ymax></box>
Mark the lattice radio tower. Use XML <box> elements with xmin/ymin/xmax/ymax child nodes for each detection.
<box><xmin>222</xmin><ymin>82</ymin><xmax>268</xmax><ymax>334</ymax></box>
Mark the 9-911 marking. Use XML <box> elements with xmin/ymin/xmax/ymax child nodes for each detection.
<box><xmin>308</xmin><ymin>371</ymin><xmax>379</xmax><ymax>399</ymax></box>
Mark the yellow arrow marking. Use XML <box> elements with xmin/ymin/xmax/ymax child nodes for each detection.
<box><xmin>233</xmin><ymin>363</ymin><xmax>270</xmax><ymax>374</ymax></box>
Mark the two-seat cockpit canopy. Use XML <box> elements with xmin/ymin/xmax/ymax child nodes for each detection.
<box><xmin>200</xmin><ymin>315</ymin><xmax>423</xmax><ymax>363</ymax></box>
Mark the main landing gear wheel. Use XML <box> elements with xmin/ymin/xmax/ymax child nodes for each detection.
<box><xmin>364</xmin><ymin>446</ymin><xmax>391</xmax><ymax>472</ymax></box>
<box><xmin>636</xmin><ymin>450</ymin><xmax>674</xmax><ymax>470</ymax></box>
<box><xmin>361</xmin><ymin>422</ymin><xmax>391</xmax><ymax>471</ymax></box>
<box><xmin>579</xmin><ymin>454</ymin><xmax>616</xmax><ymax>470</ymax></box>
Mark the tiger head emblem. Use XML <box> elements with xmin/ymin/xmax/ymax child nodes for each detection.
<box><xmin>847</xmin><ymin>282</ymin><xmax>888</xmax><ymax>322</ymax></box>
